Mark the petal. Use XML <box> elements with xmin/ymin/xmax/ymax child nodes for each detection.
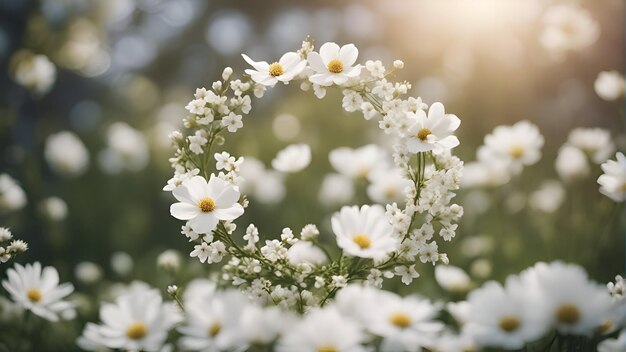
<box><xmin>185</xmin><ymin>176</ymin><xmax>210</xmax><ymax>200</ymax></box>
<box><xmin>207</xmin><ymin>175</ymin><xmax>230</xmax><ymax>198</ymax></box>
<box><xmin>319</xmin><ymin>42</ymin><xmax>340</xmax><ymax>64</ymax></box>
<box><xmin>241</xmin><ymin>54</ymin><xmax>269</xmax><ymax>72</ymax></box>
<box><xmin>307</xmin><ymin>52</ymin><xmax>326</xmax><ymax>73</ymax></box>
<box><xmin>40</xmin><ymin>267</ymin><xmax>60</xmax><ymax>294</ymax></box>
<box><xmin>339</xmin><ymin>44</ymin><xmax>359</xmax><ymax>67</ymax></box>
<box><xmin>213</xmin><ymin>204</ymin><xmax>244</xmax><ymax>221</ymax></box>
<box><xmin>215</xmin><ymin>187</ymin><xmax>240</xmax><ymax>208</ymax></box>
<box><xmin>279</xmin><ymin>52</ymin><xmax>303</xmax><ymax>71</ymax></box>
<box><xmin>189</xmin><ymin>214</ymin><xmax>218</xmax><ymax>234</ymax></box>
<box><xmin>170</xmin><ymin>202</ymin><xmax>199</xmax><ymax>220</ymax></box>
<box><xmin>343</xmin><ymin>65</ymin><xmax>362</xmax><ymax>78</ymax></box>
<box><xmin>428</xmin><ymin>102</ymin><xmax>445</xmax><ymax>120</ymax></box>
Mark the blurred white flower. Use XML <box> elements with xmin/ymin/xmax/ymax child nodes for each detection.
<box><xmin>555</xmin><ymin>145</ymin><xmax>590</xmax><ymax>182</ymax></box>
<box><xmin>74</xmin><ymin>262</ymin><xmax>103</xmax><ymax>285</ymax></box>
<box><xmin>477</xmin><ymin>121</ymin><xmax>544</xmax><ymax>175</ymax></box>
<box><xmin>463</xmin><ymin>279</ymin><xmax>548</xmax><ymax>350</ymax></box>
<box><xmin>567</xmin><ymin>127</ymin><xmax>615</xmax><ymax>164</ymax></box>
<box><xmin>238</xmin><ymin>157</ymin><xmax>286</xmax><ymax>205</ymax></box>
<box><xmin>329</xmin><ymin>144</ymin><xmax>389</xmax><ymax>179</ymax></box>
<box><xmin>529</xmin><ymin>180</ymin><xmax>565</xmax><ymax>213</ymax></box>
<box><xmin>271</xmin><ymin>144</ymin><xmax>312</xmax><ymax>173</ymax></box>
<box><xmin>599</xmin><ymin>329</ymin><xmax>626</xmax><ymax>352</ymax></box>
<box><xmin>447</xmin><ymin>301</ymin><xmax>471</xmax><ymax>325</ymax></box>
<box><xmin>178</xmin><ymin>289</ymin><xmax>249</xmax><ymax>351</ymax></box>
<box><xmin>2</xmin><ymin>262</ymin><xmax>75</xmax><ymax>322</ymax></box>
<box><xmin>11</xmin><ymin>51</ymin><xmax>56</xmax><ymax>94</ymax></box>
<box><xmin>519</xmin><ymin>261</ymin><xmax>613</xmax><ymax>336</ymax></box>
<box><xmin>99</xmin><ymin>122</ymin><xmax>149</xmax><ymax>174</ymax></box>
<box><xmin>598</xmin><ymin>152</ymin><xmax>626</xmax><ymax>202</ymax></box>
<box><xmin>470</xmin><ymin>259</ymin><xmax>493</xmax><ymax>279</ymax></box>
<box><xmin>595</xmin><ymin>71</ymin><xmax>624</xmax><ymax>101</ymax></box>
<box><xmin>435</xmin><ymin>265</ymin><xmax>471</xmax><ymax>293</ymax></box>
<box><xmin>367</xmin><ymin>167</ymin><xmax>412</xmax><ymax>204</ymax></box>
<box><xmin>39</xmin><ymin>196</ymin><xmax>68</xmax><ymax>221</ymax></box>
<box><xmin>287</xmin><ymin>241</ymin><xmax>328</xmax><ymax>266</ymax></box>
<box><xmin>157</xmin><ymin>250</ymin><xmax>181</xmax><ymax>271</ymax></box>
<box><xmin>240</xmin><ymin>305</ymin><xmax>295</xmax><ymax>346</ymax></box>
<box><xmin>319</xmin><ymin>173</ymin><xmax>354</xmax><ymax>206</ymax></box>
<box><xmin>0</xmin><ymin>174</ymin><xmax>26</xmax><ymax>213</ymax></box>
<box><xmin>406</xmin><ymin>102</ymin><xmax>461</xmax><ymax>154</ymax></box>
<box><xmin>272</xmin><ymin>113</ymin><xmax>301</xmax><ymax>141</ymax></box>
<box><xmin>608</xmin><ymin>275</ymin><xmax>626</xmax><ymax>298</ymax></box>
<box><xmin>461</xmin><ymin>161</ymin><xmax>510</xmax><ymax>188</ymax></box>
<box><xmin>182</xmin><ymin>279</ymin><xmax>217</xmax><ymax>306</ymax></box>
<box><xmin>331</xmin><ymin>205</ymin><xmax>396</xmax><ymax>260</ymax></box>
<box><xmin>169</xmin><ymin>175</ymin><xmax>244</xmax><ymax>234</ymax></box>
<box><xmin>276</xmin><ymin>306</ymin><xmax>365</xmax><ymax>352</ymax></box>
<box><xmin>79</xmin><ymin>285</ymin><xmax>181</xmax><ymax>351</ymax></box>
<box><xmin>308</xmin><ymin>42</ymin><xmax>362</xmax><ymax>86</ymax></box>
<box><xmin>45</xmin><ymin>131</ymin><xmax>90</xmax><ymax>177</ymax></box>
<box><xmin>242</xmin><ymin>52</ymin><xmax>306</xmax><ymax>87</ymax></box>
<box><xmin>110</xmin><ymin>251</ymin><xmax>133</xmax><ymax>276</ymax></box>
<box><xmin>540</xmin><ymin>3</ymin><xmax>599</xmax><ymax>60</ymax></box>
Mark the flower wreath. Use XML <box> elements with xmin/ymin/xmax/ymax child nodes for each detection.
<box><xmin>164</xmin><ymin>38</ymin><xmax>464</xmax><ymax>312</ymax></box>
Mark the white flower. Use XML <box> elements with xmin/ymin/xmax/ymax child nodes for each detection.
<box><xmin>555</xmin><ymin>145</ymin><xmax>590</xmax><ymax>182</ymax></box>
<box><xmin>190</xmin><ymin>241</ymin><xmax>226</xmax><ymax>264</ymax></box>
<box><xmin>220</xmin><ymin>112</ymin><xmax>243</xmax><ymax>133</ymax></box>
<box><xmin>44</xmin><ymin>131</ymin><xmax>89</xmax><ymax>177</ymax></box>
<box><xmin>188</xmin><ymin>131</ymin><xmax>208</xmax><ymax>155</ymax></box>
<box><xmin>2</xmin><ymin>262</ymin><xmax>74</xmax><ymax>322</ymax></box>
<box><xmin>39</xmin><ymin>196</ymin><xmax>68</xmax><ymax>221</ymax></box>
<box><xmin>394</xmin><ymin>265</ymin><xmax>420</xmax><ymax>285</ymax></box>
<box><xmin>182</xmin><ymin>279</ymin><xmax>217</xmax><ymax>306</ymax></box>
<box><xmin>477</xmin><ymin>121</ymin><xmax>544</xmax><ymax>175</ymax></box>
<box><xmin>81</xmin><ymin>285</ymin><xmax>181</xmax><ymax>351</ymax></box>
<box><xmin>367</xmin><ymin>167</ymin><xmax>412</xmax><ymax>204</ymax></box>
<box><xmin>0</xmin><ymin>227</ymin><xmax>12</xmax><ymax>242</ymax></box>
<box><xmin>74</xmin><ymin>262</ymin><xmax>103</xmax><ymax>285</ymax></box>
<box><xmin>568</xmin><ymin>127</ymin><xmax>615</xmax><ymax>164</ymax></box>
<box><xmin>463</xmin><ymin>279</ymin><xmax>548</xmax><ymax>350</ymax></box>
<box><xmin>528</xmin><ymin>180</ymin><xmax>565</xmax><ymax>213</ymax></box>
<box><xmin>519</xmin><ymin>261</ymin><xmax>613</xmax><ymax>336</ymax></box>
<box><xmin>319</xmin><ymin>173</ymin><xmax>354</xmax><ymax>206</ymax></box>
<box><xmin>271</xmin><ymin>144</ymin><xmax>312</xmax><ymax>173</ymax></box>
<box><xmin>307</xmin><ymin>42</ymin><xmax>362</xmax><ymax>86</ymax></box>
<box><xmin>240</xmin><ymin>305</ymin><xmax>294</xmax><ymax>346</ymax></box>
<box><xmin>435</xmin><ymin>265</ymin><xmax>471</xmax><ymax>293</ymax></box>
<box><xmin>598</xmin><ymin>152</ymin><xmax>626</xmax><ymax>202</ymax></box>
<box><xmin>329</xmin><ymin>144</ymin><xmax>389</xmax><ymax>179</ymax></box>
<box><xmin>406</xmin><ymin>102</ymin><xmax>460</xmax><ymax>154</ymax></box>
<box><xmin>608</xmin><ymin>275</ymin><xmax>626</xmax><ymax>298</ymax></box>
<box><xmin>599</xmin><ymin>329</ymin><xmax>626</xmax><ymax>352</ymax></box>
<box><xmin>331</xmin><ymin>205</ymin><xmax>397</xmax><ymax>260</ymax></box>
<box><xmin>99</xmin><ymin>122</ymin><xmax>149</xmax><ymax>174</ymax></box>
<box><xmin>287</xmin><ymin>241</ymin><xmax>327</xmax><ymax>266</ymax></box>
<box><xmin>170</xmin><ymin>175</ymin><xmax>244</xmax><ymax>234</ymax></box>
<box><xmin>242</xmin><ymin>52</ymin><xmax>306</xmax><ymax>87</ymax></box>
<box><xmin>300</xmin><ymin>224</ymin><xmax>320</xmax><ymax>241</ymax></box>
<box><xmin>157</xmin><ymin>250</ymin><xmax>181</xmax><ymax>271</ymax></box>
<box><xmin>178</xmin><ymin>289</ymin><xmax>249</xmax><ymax>352</ymax></box>
<box><xmin>110</xmin><ymin>252</ymin><xmax>134</xmax><ymax>276</ymax></box>
<box><xmin>260</xmin><ymin>240</ymin><xmax>287</xmax><ymax>262</ymax></box>
<box><xmin>276</xmin><ymin>306</ymin><xmax>366</xmax><ymax>352</ymax></box>
<box><xmin>540</xmin><ymin>3</ymin><xmax>599</xmax><ymax>60</ymax></box>
<box><xmin>11</xmin><ymin>51</ymin><xmax>56</xmax><ymax>94</ymax></box>
<box><xmin>595</xmin><ymin>71</ymin><xmax>624</xmax><ymax>101</ymax></box>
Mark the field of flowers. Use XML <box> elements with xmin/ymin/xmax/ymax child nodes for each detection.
<box><xmin>0</xmin><ymin>0</ymin><xmax>624</xmax><ymax>351</ymax></box>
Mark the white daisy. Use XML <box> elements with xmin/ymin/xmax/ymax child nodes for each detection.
<box><xmin>477</xmin><ymin>121</ymin><xmax>544</xmax><ymax>175</ymax></box>
<box><xmin>80</xmin><ymin>285</ymin><xmax>181</xmax><ymax>352</ymax></box>
<box><xmin>2</xmin><ymin>262</ymin><xmax>75</xmax><ymax>322</ymax></box>
<box><xmin>331</xmin><ymin>205</ymin><xmax>397</xmax><ymax>260</ymax></box>
<box><xmin>169</xmin><ymin>175</ymin><xmax>244</xmax><ymax>234</ymax></box>
<box><xmin>406</xmin><ymin>102</ymin><xmax>461</xmax><ymax>154</ymax></box>
<box><xmin>595</xmin><ymin>71</ymin><xmax>624</xmax><ymax>101</ymax></box>
<box><xmin>276</xmin><ymin>306</ymin><xmax>366</xmax><ymax>352</ymax></box>
<box><xmin>178</xmin><ymin>289</ymin><xmax>249</xmax><ymax>351</ymax></box>
<box><xmin>271</xmin><ymin>144</ymin><xmax>312</xmax><ymax>173</ymax></box>
<box><xmin>598</xmin><ymin>152</ymin><xmax>626</xmax><ymax>202</ymax></box>
<box><xmin>242</xmin><ymin>52</ymin><xmax>306</xmax><ymax>87</ymax></box>
<box><xmin>463</xmin><ymin>278</ymin><xmax>548</xmax><ymax>350</ymax></box>
<box><xmin>307</xmin><ymin>42</ymin><xmax>362</xmax><ymax>86</ymax></box>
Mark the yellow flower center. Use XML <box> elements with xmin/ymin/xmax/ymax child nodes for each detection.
<box><xmin>268</xmin><ymin>62</ymin><xmax>284</xmax><ymax>77</ymax></box>
<box><xmin>555</xmin><ymin>304</ymin><xmax>580</xmax><ymax>325</ymax></box>
<box><xmin>126</xmin><ymin>322</ymin><xmax>148</xmax><ymax>340</ymax></box>
<box><xmin>509</xmin><ymin>146</ymin><xmax>524</xmax><ymax>158</ymax></box>
<box><xmin>209</xmin><ymin>322</ymin><xmax>221</xmax><ymax>337</ymax></box>
<box><xmin>198</xmin><ymin>197</ymin><xmax>216</xmax><ymax>213</ymax></box>
<box><xmin>498</xmin><ymin>316</ymin><xmax>520</xmax><ymax>332</ymax></box>
<box><xmin>26</xmin><ymin>288</ymin><xmax>42</xmax><ymax>302</ymax></box>
<box><xmin>389</xmin><ymin>312</ymin><xmax>412</xmax><ymax>328</ymax></box>
<box><xmin>597</xmin><ymin>320</ymin><xmax>613</xmax><ymax>334</ymax></box>
<box><xmin>384</xmin><ymin>187</ymin><xmax>397</xmax><ymax>199</ymax></box>
<box><xmin>327</xmin><ymin>59</ymin><xmax>344</xmax><ymax>73</ymax></box>
<box><xmin>317</xmin><ymin>346</ymin><xmax>337</xmax><ymax>352</ymax></box>
<box><xmin>417</xmin><ymin>128</ymin><xmax>432</xmax><ymax>141</ymax></box>
<box><xmin>352</xmin><ymin>234</ymin><xmax>371</xmax><ymax>249</ymax></box>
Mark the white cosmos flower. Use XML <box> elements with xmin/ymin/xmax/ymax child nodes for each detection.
<box><xmin>276</xmin><ymin>306</ymin><xmax>366</xmax><ymax>352</ymax></box>
<box><xmin>568</xmin><ymin>127</ymin><xmax>615</xmax><ymax>164</ymax></box>
<box><xmin>435</xmin><ymin>265</ymin><xmax>471</xmax><ymax>293</ymax></box>
<box><xmin>598</xmin><ymin>152</ymin><xmax>626</xmax><ymax>202</ymax></box>
<box><xmin>2</xmin><ymin>262</ymin><xmax>75</xmax><ymax>322</ymax></box>
<box><xmin>331</xmin><ymin>205</ymin><xmax>397</xmax><ymax>260</ymax></box>
<box><xmin>595</xmin><ymin>71</ymin><xmax>625</xmax><ymax>101</ymax></box>
<box><xmin>271</xmin><ymin>144</ymin><xmax>311</xmax><ymax>173</ymax></box>
<box><xmin>463</xmin><ymin>278</ymin><xmax>548</xmax><ymax>350</ymax></box>
<box><xmin>308</xmin><ymin>42</ymin><xmax>362</xmax><ymax>86</ymax></box>
<box><xmin>80</xmin><ymin>285</ymin><xmax>181</xmax><ymax>352</ymax></box>
<box><xmin>519</xmin><ymin>261</ymin><xmax>613</xmax><ymax>336</ymax></box>
<box><xmin>242</xmin><ymin>52</ymin><xmax>306</xmax><ymax>87</ymax></box>
<box><xmin>44</xmin><ymin>131</ymin><xmax>90</xmax><ymax>177</ymax></box>
<box><xmin>477</xmin><ymin>121</ymin><xmax>544</xmax><ymax>175</ymax></box>
<box><xmin>169</xmin><ymin>175</ymin><xmax>244</xmax><ymax>234</ymax></box>
<box><xmin>329</xmin><ymin>144</ymin><xmax>389</xmax><ymax>179</ymax></box>
<box><xmin>178</xmin><ymin>289</ymin><xmax>249</xmax><ymax>352</ymax></box>
<box><xmin>406</xmin><ymin>102</ymin><xmax>460</xmax><ymax>154</ymax></box>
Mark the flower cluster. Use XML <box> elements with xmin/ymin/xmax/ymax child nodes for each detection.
<box><xmin>0</xmin><ymin>227</ymin><xmax>28</xmax><ymax>264</ymax></box>
<box><xmin>163</xmin><ymin>39</ymin><xmax>464</xmax><ymax>311</ymax></box>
